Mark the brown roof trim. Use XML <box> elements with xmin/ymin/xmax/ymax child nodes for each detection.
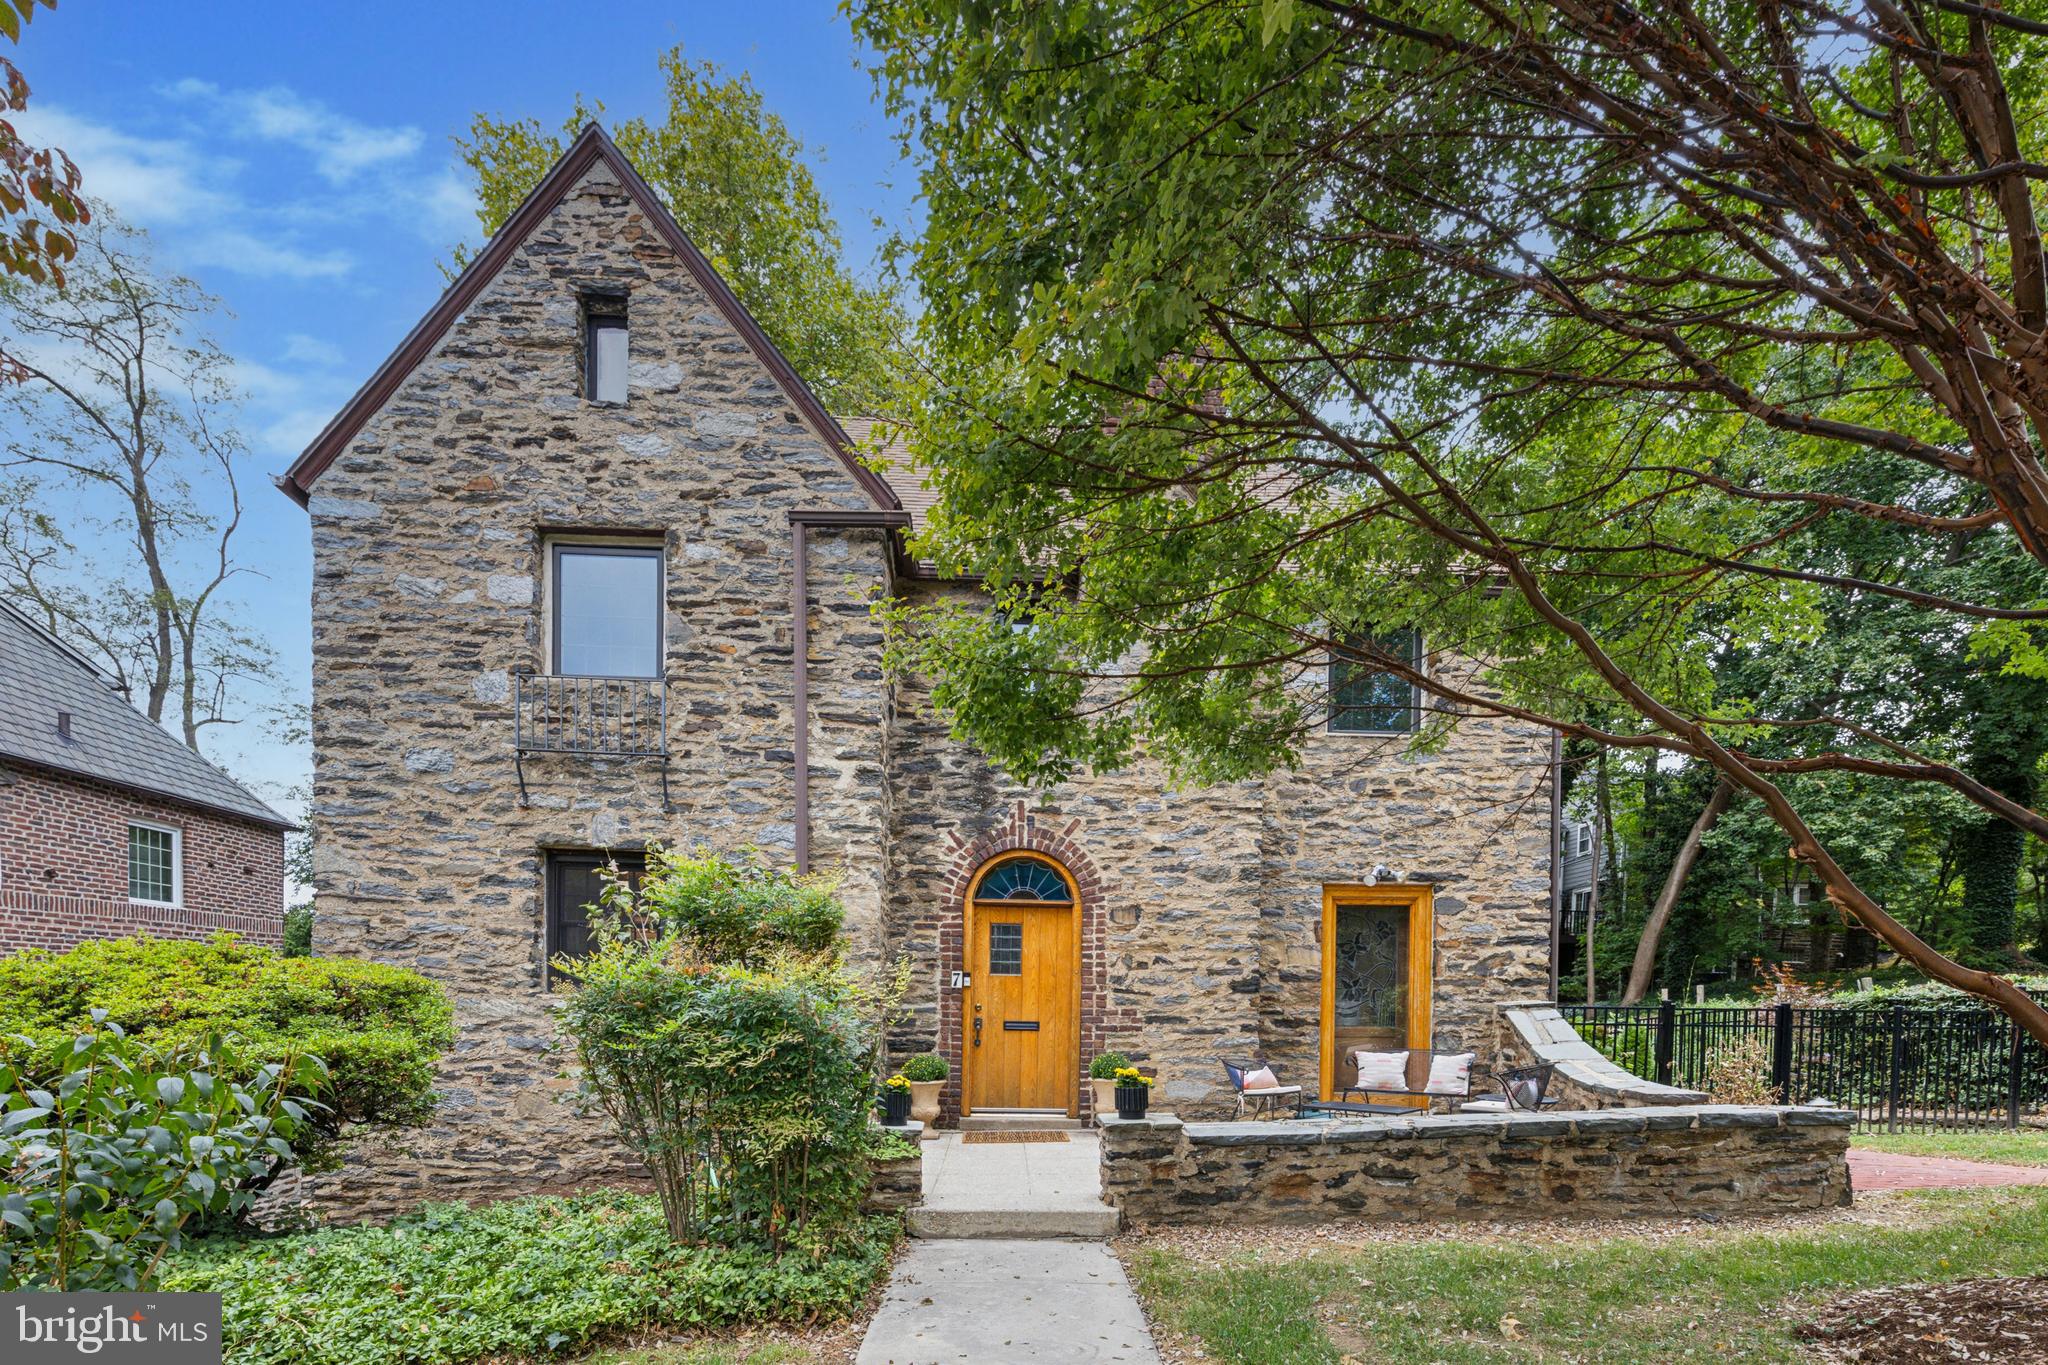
<box><xmin>276</xmin><ymin>123</ymin><xmax>900</xmax><ymax>513</ymax></box>
<box><xmin>786</xmin><ymin>509</ymin><xmax>913</xmax><ymax>528</ymax></box>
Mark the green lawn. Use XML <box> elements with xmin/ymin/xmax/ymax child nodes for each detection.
<box><xmin>1121</xmin><ymin>1190</ymin><xmax>2048</xmax><ymax>1364</ymax></box>
<box><xmin>1853</xmin><ymin>1129</ymin><xmax>2048</xmax><ymax>1167</ymax></box>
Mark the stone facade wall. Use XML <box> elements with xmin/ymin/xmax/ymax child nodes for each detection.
<box><xmin>1100</xmin><ymin>1107</ymin><xmax>1854</xmax><ymax>1225</ymax></box>
<box><xmin>300</xmin><ymin>145</ymin><xmax>1559</xmax><ymax>1214</ymax></box>
<box><xmin>0</xmin><ymin>762</ymin><xmax>284</xmax><ymax>953</ymax></box>
<box><xmin>304</xmin><ymin>160</ymin><xmax>891</xmax><ymax>1212</ymax></box>
<box><xmin>884</xmin><ymin>590</ymin><xmax>1555</xmax><ymax>1123</ymax></box>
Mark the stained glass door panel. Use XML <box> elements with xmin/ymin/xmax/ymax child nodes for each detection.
<box><xmin>1331</xmin><ymin>903</ymin><xmax>1409</xmax><ymax>1092</ymax></box>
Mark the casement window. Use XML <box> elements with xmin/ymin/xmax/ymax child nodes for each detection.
<box><xmin>546</xmin><ymin>850</ymin><xmax>645</xmax><ymax>975</ymax></box>
<box><xmin>1328</xmin><ymin>628</ymin><xmax>1422</xmax><ymax>734</ymax></box>
<box><xmin>549</xmin><ymin>541</ymin><xmax>664</xmax><ymax>678</ymax></box>
<box><xmin>128</xmin><ymin>821</ymin><xmax>182</xmax><ymax>906</ymax></box>
<box><xmin>583</xmin><ymin>294</ymin><xmax>628</xmax><ymax>403</ymax></box>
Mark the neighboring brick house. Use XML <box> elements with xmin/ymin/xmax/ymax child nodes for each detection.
<box><xmin>0</xmin><ymin>600</ymin><xmax>290</xmax><ymax>954</ymax></box>
<box><xmin>281</xmin><ymin>125</ymin><xmax>1557</xmax><ymax>1211</ymax></box>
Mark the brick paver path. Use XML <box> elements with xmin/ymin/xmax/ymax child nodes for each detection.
<box><xmin>1849</xmin><ymin>1147</ymin><xmax>2048</xmax><ymax>1192</ymax></box>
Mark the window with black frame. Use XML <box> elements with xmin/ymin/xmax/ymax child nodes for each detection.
<box><xmin>1328</xmin><ymin>628</ymin><xmax>1421</xmax><ymax>733</ymax></box>
<box><xmin>545</xmin><ymin>850</ymin><xmax>645</xmax><ymax>977</ymax></box>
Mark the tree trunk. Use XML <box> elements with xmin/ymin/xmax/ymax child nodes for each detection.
<box><xmin>1622</xmin><ymin>778</ymin><xmax>1735</xmax><ymax>1004</ymax></box>
<box><xmin>1957</xmin><ymin>751</ymin><xmax>2037</xmax><ymax>964</ymax></box>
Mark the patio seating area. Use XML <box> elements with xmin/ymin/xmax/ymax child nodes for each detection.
<box><xmin>1221</xmin><ymin>1050</ymin><xmax>1559</xmax><ymax>1121</ymax></box>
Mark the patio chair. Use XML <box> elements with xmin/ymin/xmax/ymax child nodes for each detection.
<box><xmin>1221</xmin><ymin>1059</ymin><xmax>1304</xmax><ymax>1119</ymax></box>
<box><xmin>1457</xmin><ymin>1062</ymin><xmax>1559</xmax><ymax>1114</ymax></box>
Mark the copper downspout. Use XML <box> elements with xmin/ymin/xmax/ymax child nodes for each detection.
<box><xmin>1548</xmin><ymin>729</ymin><xmax>1564</xmax><ymax>1000</ymax></box>
<box><xmin>788</xmin><ymin>509</ymin><xmax>912</xmax><ymax>875</ymax></box>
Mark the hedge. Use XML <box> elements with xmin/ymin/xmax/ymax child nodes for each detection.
<box><xmin>0</xmin><ymin>934</ymin><xmax>452</xmax><ymax>1145</ymax></box>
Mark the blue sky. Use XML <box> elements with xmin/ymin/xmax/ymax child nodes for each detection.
<box><xmin>12</xmin><ymin>2</ymin><xmax>917</xmax><ymax>814</ymax></box>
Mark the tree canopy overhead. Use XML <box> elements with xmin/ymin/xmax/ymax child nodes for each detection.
<box><xmin>849</xmin><ymin>0</ymin><xmax>2048</xmax><ymax>1039</ymax></box>
<box><xmin>454</xmin><ymin>48</ymin><xmax>906</xmax><ymax>414</ymax></box>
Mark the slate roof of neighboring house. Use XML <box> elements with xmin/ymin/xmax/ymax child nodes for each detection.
<box><xmin>0</xmin><ymin>599</ymin><xmax>292</xmax><ymax>829</ymax></box>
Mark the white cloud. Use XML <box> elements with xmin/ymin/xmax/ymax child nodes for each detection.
<box><xmin>10</xmin><ymin>105</ymin><xmax>233</xmax><ymax>225</ymax></box>
<box><xmin>182</xmin><ymin>229</ymin><xmax>352</xmax><ymax>280</ymax></box>
<box><xmin>167</xmin><ymin>79</ymin><xmax>423</xmax><ymax>184</ymax></box>
<box><xmin>280</xmin><ymin>333</ymin><xmax>346</xmax><ymax>367</ymax></box>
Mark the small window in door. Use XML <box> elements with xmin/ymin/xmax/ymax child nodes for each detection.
<box><xmin>546</xmin><ymin>850</ymin><xmax>645</xmax><ymax>978</ymax></box>
<box><xmin>988</xmin><ymin>922</ymin><xmax>1024</xmax><ymax>976</ymax></box>
<box><xmin>583</xmin><ymin>295</ymin><xmax>628</xmax><ymax>403</ymax></box>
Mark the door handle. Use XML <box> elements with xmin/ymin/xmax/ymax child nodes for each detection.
<box><xmin>973</xmin><ymin>1014</ymin><xmax>984</xmax><ymax>1047</ymax></box>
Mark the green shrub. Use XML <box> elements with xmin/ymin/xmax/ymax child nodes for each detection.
<box><xmin>0</xmin><ymin>935</ymin><xmax>452</xmax><ymax>1160</ymax></box>
<box><xmin>560</xmin><ymin>940</ymin><xmax>874</xmax><ymax>1251</ymax></box>
<box><xmin>900</xmin><ymin>1052</ymin><xmax>948</xmax><ymax>1082</ymax></box>
<box><xmin>616</xmin><ymin>849</ymin><xmax>844</xmax><ymax>966</ymax></box>
<box><xmin>282</xmin><ymin>905</ymin><xmax>314</xmax><ymax>958</ymax></box>
<box><xmin>160</xmin><ymin>1194</ymin><xmax>896</xmax><ymax>1365</ymax></box>
<box><xmin>0</xmin><ymin>1018</ymin><xmax>327</xmax><ymax>1290</ymax></box>
<box><xmin>1089</xmin><ymin>1051</ymin><xmax>1132</xmax><ymax>1079</ymax></box>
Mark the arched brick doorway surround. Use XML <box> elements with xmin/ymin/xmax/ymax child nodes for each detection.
<box><xmin>929</xmin><ymin>803</ymin><xmax>1134</xmax><ymax>1123</ymax></box>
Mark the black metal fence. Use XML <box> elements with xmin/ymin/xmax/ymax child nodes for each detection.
<box><xmin>1559</xmin><ymin>1000</ymin><xmax>2048</xmax><ymax>1131</ymax></box>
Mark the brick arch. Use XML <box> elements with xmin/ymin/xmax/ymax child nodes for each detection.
<box><xmin>932</xmin><ymin>803</ymin><xmax>1133</xmax><ymax>1123</ymax></box>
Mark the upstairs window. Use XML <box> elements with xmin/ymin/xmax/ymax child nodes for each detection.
<box><xmin>1575</xmin><ymin>823</ymin><xmax>1593</xmax><ymax>857</ymax></box>
<box><xmin>1329</xmin><ymin>628</ymin><xmax>1421</xmax><ymax>734</ymax></box>
<box><xmin>550</xmin><ymin>542</ymin><xmax>664</xmax><ymax>678</ymax></box>
<box><xmin>583</xmin><ymin>294</ymin><xmax>628</xmax><ymax>403</ymax></box>
<box><xmin>128</xmin><ymin>821</ymin><xmax>182</xmax><ymax>906</ymax></box>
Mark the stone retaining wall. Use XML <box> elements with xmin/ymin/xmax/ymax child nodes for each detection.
<box><xmin>1100</xmin><ymin>1106</ymin><xmax>1852</xmax><ymax>1225</ymax></box>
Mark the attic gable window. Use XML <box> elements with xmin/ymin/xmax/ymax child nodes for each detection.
<box><xmin>583</xmin><ymin>294</ymin><xmax>629</xmax><ymax>403</ymax></box>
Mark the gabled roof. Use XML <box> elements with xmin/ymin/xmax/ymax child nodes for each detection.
<box><xmin>0</xmin><ymin>599</ymin><xmax>292</xmax><ymax>830</ymax></box>
<box><xmin>276</xmin><ymin>123</ymin><xmax>899</xmax><ymax>512</ymax></box>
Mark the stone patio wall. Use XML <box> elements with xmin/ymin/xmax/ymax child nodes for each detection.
<box><xmin>1099</xmin><ymin>1106</ymin><xmax>1853</xmax><ymax>1225</ymax></box>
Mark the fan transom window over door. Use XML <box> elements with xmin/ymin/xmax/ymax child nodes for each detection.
<box><xmin>963</xmin><ymin>854</ymin><xmax>1080</xmax><ymax>1116</ymax></box>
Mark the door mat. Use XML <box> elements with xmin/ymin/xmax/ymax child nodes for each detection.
<box><xmin>960</xmin><ymin>1130</ymin><xmax>1071</xmax><ymax>1144</ymax></box>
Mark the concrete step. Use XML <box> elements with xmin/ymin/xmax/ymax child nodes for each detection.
<box><xmin>956</xmin><ymin>1112</ymin><xmax>1084</xmax><ymax>1132</ymax></box>
<box><xmin>906</xmin><ymin>1205</ymin><xmax>1122</xmax><ymax>1239</ymax></box>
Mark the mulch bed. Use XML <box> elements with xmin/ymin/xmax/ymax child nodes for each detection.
<box><xmin>960</xmin><ymin>1130</ymin><xmax>1070</xmax><ymax>1144</ymax></box>
<box><xmin>1797</xmin><ymin>1275</ymin><xmax>2048</xmax><ymax>1362</ymax></box>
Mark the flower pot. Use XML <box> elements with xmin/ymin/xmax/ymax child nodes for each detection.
<box><xmin>908</xmin><ymin>1080</ymin><xmax>944</xmax><ymax>1134</ymax></box>
<box><xmin>1114</xmin><ymin>1083</ymin><xmax>1151</xmax><ymax>1120</ymax></box>
<box><xmin>1087</xmin><ymin>1077</ymin><xmax>1117</xmax><ymax>1118</ymax></box>
<box><xmin>879</xmin><ymin>1088</ymin><xmax>912</xmax><ymax>1126</ymax></box>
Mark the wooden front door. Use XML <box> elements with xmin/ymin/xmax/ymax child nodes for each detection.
<box><xmin>964</xmin><ymin>857</ymin><xmax>1079</xmax><ymax>1114</ymax></box>
<box><xmin>1320</xmin><ymin>884</ymin><xmax>1434</xmax><ymax>1102</ymax></box>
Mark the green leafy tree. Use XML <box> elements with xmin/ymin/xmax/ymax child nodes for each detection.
<box><xmin>850</xmin><ymin>1</ymin><xmax>2048</xmax><ymax>1042</ymax></box>
<box><xmin>454</xmin><ymin>49</ymin><xmax>906</xmax><ymax>413</ymax></box>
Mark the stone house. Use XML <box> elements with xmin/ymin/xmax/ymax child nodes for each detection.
<box><xmin>281</xmin><ymin>125</ymin><xmax>1558</xmax><ymax>1208</ymax></box>
<box><xmin>0</xmin><ymin>599</ymin><xmax>289</xmax><ymax>954</ymax></box>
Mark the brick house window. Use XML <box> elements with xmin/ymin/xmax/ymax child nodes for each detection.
<box><xmin>583</xmin><ymin>295</ymin><xmax>628</xmax><ymax>403</ymax></box>
<box><xmin>546</xmin><ymin>850</ymin><xmax>645</xmax><ymax>977</ymax></box>
<box><xmin>128</xmin><ymin>822</ymin><xmax>182</xmax><ymax>906</ymax></box>
<box><xmin>1329</xmin><ymin>628</ymin><xmax>1421</xmax><ymax>734</ymax></box>
<box><xmin>549</xmin><ymin>542</ymin><xmax>664</xmax><ymax>678</ymax></box>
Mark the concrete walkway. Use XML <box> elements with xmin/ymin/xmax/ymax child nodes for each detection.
<box><xmin>908</xmin><ymin>1132</ymin><xmax>1120</xmax><ymax>1238</ymax></box>
<box><xmin>856</xmin><ymin>1238</ymin><xmax>1160</xmax><ymax>1364</ymax></box>
<box><xmin>1849</xmin><ymin>1147</ymin><xmax>2048</xmax><ymax>1191</ymax></box>
<box><xmin>857</xmin><ymin>1131</ymin><xmax>1163</xmax><ymax>1362</ymax></box>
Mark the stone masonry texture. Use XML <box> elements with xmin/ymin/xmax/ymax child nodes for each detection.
<box><xmin>0</xmin><ymin>761</ymin><xmax>284</xmax><ymax>954</ymax></box>
<box><xmin>302</xmin><ymin>151</ymin><xmax>1557</xmax><ymax>1215</ymax></box>
<box><xmin>1099</xmin><ymin>1107</ymin><xmax>1855</xmax><ymax>1225</ymax></box>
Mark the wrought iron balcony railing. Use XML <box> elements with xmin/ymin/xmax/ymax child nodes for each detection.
<box><xmin>513</xmin><ymin>672</ymin><xmax>671</xmax><ymax>809</ymax></box>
